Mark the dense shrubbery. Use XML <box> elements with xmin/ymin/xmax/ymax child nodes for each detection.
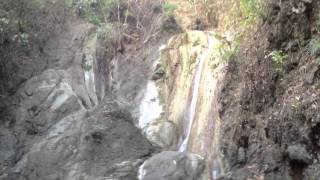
<box><xmin>0</xmin><ymin>0</ymin><xmax>67</xmax><ymax>57</ymax></box>
<box><xmin>239</xmin><ymin>0</ymin><xmax>266</xmax><ymax>26</ymax></box>
<box><xmin>0</xmin><ymin>0</ymin><xmax>68</xmax><ymax>94</ymax></box>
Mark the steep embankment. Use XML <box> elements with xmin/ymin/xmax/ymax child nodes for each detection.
<box><xmin>216</xmin><ymin>0</ymin><xmax>320</xmax><ymax>179</ymax></box>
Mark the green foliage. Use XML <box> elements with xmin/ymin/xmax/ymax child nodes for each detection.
<box><xmin>0</xmin><ymin>18</ymin><xmax>9</xmax><ymax>34</ymax></box>
<box><xmin>85</xmin><ymin>12</ymin><xmax>104</xmax><ymax>25</ymax></box>
<box><xmin>97</xmin><ymin>23</ymin><xmax>114</xmax><ymax>39</ymax></box>
<box><xmin>269</xmin><ymin>50</ymin><xmax>288</xmax><ymax>72</ymax></box>
<box><xmin>308</xmin><ymin>39</ymin><xmax>320</xmax><ymax>57</ymax></box>
<box><xmin>223</xmin><ymin>43</ymin><xmax>239</xmax><ymax>60</ymax></box>
<box><xmin>0</xmin><ymin>17</ymin><xmax>29</xmax><ymax>47</ymax></box>
<box><xmin>215</xmin><ymin>34</ymin><xmax>241</xmax><ymax>61</ymax></box>
<box><xmin>239</xmin><ymin>0</ymin><xmax>265</xmax><ymax>26</ymax></box>
<box><xmin>31</xmin><ymin>0</ymin><xmax>46</xmax><ymax>8</ymax></box>
<box><xmin>77</xmin><ymin>0</ymin><xmax>119</xmax><ymax>25</ymax></box>
<box><xmin>64</xmin><ymin>0</ymin><xmax>73</xmax><ymax>8</ymax></box>
<box><xmin>269</xmin><ymin>50</ymin><xmax>288</xmax><ymax>65</ymax></box>
<box><xmin>269</xmin><ymin>50</ymin><xmax>288</xmax><ymax>74</ymax></box>
<box><xmin>162</xmin><ymin>2</ymin><xmax>177</xmax><ymax>13</ymax></box>
<box><xmin>13</xmin><ymin>33</ymin><xmax>29</xmax><ymax>46</ymax></box>
<box><xmin>99</xmin><ymin>0</ymin><xmax>119</xmax><ymax>12</ymax></box>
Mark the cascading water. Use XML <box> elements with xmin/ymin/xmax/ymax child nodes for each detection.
<box><xmin>138</xmin><ymin>81</ymin><xmax>163</xmax><ymax>128</ymax></box>
<box><xmin>179</xmin><ymin>35</ymin><xmax>214</xmax><ymax>152</ymax></box>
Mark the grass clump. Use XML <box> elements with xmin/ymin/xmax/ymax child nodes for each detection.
<box><xmin>239</xmin><ymin>0</ymin><xmax>266</xmax><ymax>26</ymax></box>
<box><xmin>86</xmin><ymin>12</ymin><xmax>104</xmax><ymax>25</ymax></box>
<box><xmin>97</xmin><ymin>23</ymin><xmax>114</xmax><ymax>39</ymax></box>
<box><xmin>31</xmin><ymin>0</ymin><xmax>46</xmax><ymax>8</ymax></box>
<box><xmin>162</xmin><ymin>2</ymin><xmax>177</xmax><ymax>13</ymax></box>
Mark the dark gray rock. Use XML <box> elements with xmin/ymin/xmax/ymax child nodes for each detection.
<box><xmin>287</xmin><ymin>145</ymin><xmax>312</xmax><ymax>164</ymax></box>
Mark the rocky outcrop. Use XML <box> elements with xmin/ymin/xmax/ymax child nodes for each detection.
<box><xmin>0</xmin><ymin>14</ymin><xmax>157</xmax><ymax>180</ymax></box>
<box><xmin>6</xmin><ymin>97</ymin><xmax>155</xmax><ymax>180</ymax></box>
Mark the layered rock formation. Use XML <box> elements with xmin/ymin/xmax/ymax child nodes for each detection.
<box><xmin>154</xmin><ymin>31</ymin><xmax>229</xmax><ymax>179</ymax></box>
<box><xmin>0</xmin><ymin>14</ymin><xmax>158</xmax><ymax>180</ymax></box>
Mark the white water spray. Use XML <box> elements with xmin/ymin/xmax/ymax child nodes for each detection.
<box><xmin>179</xmin><ymin>35</ymin><xmax>214</xmax><ymax>152</ymax></box>
<box><xmin>138</xmin><ymin>81</ymin><xmax>163</xmax><ymax>128</ymax></box>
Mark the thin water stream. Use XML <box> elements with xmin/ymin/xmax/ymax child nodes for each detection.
<box><xmin>179</xmin><ymin>35</ymin><xmax>214</xmax><ymax>152</ymax></box>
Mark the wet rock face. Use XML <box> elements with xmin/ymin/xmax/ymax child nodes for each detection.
<box><xmin>138</xmin><ymin>151</ymin><xmax>205</xmax><ymax>180</ymax></box>
<box><xmin>158</xmin><ymin>30</ymin><xmax>228</xmax><ymax>178</ymax></box>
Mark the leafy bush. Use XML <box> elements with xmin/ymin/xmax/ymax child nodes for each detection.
<box><xmin>308</xmin><ymin>39</ymin><xmax>320</xmax><ymax>57</ymax></box>
<box><xmin>269</xmin><ymin>50</ymin><xmax>288</xmax><ymax>65</ymax></box>
<box><xmin>162</xmin><ymin>3</ymin><xmax>177</xmax><ymax>13</ymax></box>
<box><xmin>268</xmin><ymin>50</ymin><xmax>288</xmax><ymax>73</ymax></box>
<box><xmin>97</xmin><ymin>23</ymin><xmax>114</xmax><ymax>39</ymax></box>
<box><xmin>86</xmin><ymin>12</ymin><xmax>104</xmax><ymax>25</ymax></box>
<box><xmin>75</xmin><ymin>0</ymin><xmax>119</xmax><ymax>25</ymax></box>
<box><xmin>12</xmin><ymin>33</ymin><xmax>30</xmax><ymax>46</ymax></box>
<box><xmin>239</xmin><ymin>0</ymin><xmax>266</xmax><ymax>26</ymax></box>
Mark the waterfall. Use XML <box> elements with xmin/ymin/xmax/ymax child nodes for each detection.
<box><xmin>138</xmin><ymin>81</ymin><xmax>163</xmax><ymax>128</ymax></box>
<box><xmin>179</xmin><ymin>35</ymin><xmax>213</xmax><ymax>152</ymax></box>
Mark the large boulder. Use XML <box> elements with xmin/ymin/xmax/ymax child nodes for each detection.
<box><xmin>143</xmin><ymin>119</ymin><xmax>179</xmax><ymax>149</ymax></box>
<box><xmin>138</xmin><ymin>151</ymin><xmax>205</xmax><ymax>180</ymax></box>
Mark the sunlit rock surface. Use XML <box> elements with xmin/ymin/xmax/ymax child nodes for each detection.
<box><xmin>157</xmin><ymin>31</ymin><xmax>229</xmax><ymax>179</ymax></box>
